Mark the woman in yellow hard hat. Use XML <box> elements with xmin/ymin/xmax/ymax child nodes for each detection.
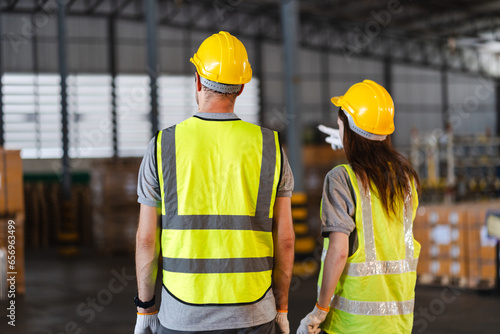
<box><xmin>297</xmin><ymin>80</ymin><xmax>421</xmax><ymax>334</ymax></box>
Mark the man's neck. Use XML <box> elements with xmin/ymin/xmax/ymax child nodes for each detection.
<box><xmin>198</xmin><ymin>99</ymin><xmax>235</xmax><ymax>113</ymax></box>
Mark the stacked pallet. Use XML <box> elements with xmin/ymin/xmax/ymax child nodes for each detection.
<box><xmin>414</xmin><ymin>205</ymin><xmax>468</xmax><ymax>287</ymax></box>
<box><xmin>91</xmin><ymin>158</ymin><xmax>141</xmax><ymax>255</ymax></box>
<box><xmin>466</xmin><ymin>203</ymin><xmax>499</xmax><ymax>289</ymax></box>
<box><xmin>24</xmin><ymin>181</ymin><xmax>92</xmax><ymax>249</ymax></box>
<box><xmin>414</xmin><ymin>201</ymin><xmax>500</xmax><ymax>290</ymax></box>
<box><xmin>73</xmin><ymin>185</ymin><xmax>92</xmax><ymax>246</ymax></box>
<box><xmin>0</xmin><ymin>149</ymin><xmax>25</xmax><ymax>295</ymax></box>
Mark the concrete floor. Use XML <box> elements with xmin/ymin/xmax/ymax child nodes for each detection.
<box><xmin>1</xmin><ymin>251</ymin><xmax>499</xmax><ymax>334</ymax></box>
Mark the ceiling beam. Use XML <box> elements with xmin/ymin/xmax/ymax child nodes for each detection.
<box><xmin>35</xmin><ymin>0</ymin><xmax>51</xmax><ymax>12</ymax></box>
<box><xmin>4</xmin><ymin>0</ymin><xmax>21</xmax><ymax>11</ymax></box>
<box><xmin>112</xmin><ymin>0</ymin><xmax>135</xmax><ymax>17</ymax></box>
<box><xmin>394</xmin><ymin>0</ymin><xmax>500</xmax><ymax>36</ymax></box>
<box><xmin>86</xmin><ymin>0</ymin><xmax>108</xmax><ymax>15</ymax></box>
<box><xmin>67</xmin><ymin>0</ymin><xmax>79</xmax><ymax>11</ymax></box>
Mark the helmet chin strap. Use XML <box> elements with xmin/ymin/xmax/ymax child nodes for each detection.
<box><xmin>343</xmin><ymin>110</ymin><xmax>388</xmax><ymax>141</ymax></box>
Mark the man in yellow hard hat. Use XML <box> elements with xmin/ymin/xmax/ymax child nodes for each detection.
<box><xmin>134</xmin><ymin>31</ymin><xmax>295</xmax><ymax>334</ymax></box>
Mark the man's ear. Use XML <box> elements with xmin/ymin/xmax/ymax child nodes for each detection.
<box><xmin>195</xmin><ymin>72</ymin><xmax>202</xmax><ymax>92</ymax></box>
<box><xmin>237</xmin><ymin>84</ymin><xmax>245</xmax><ymax>96</ymax></box>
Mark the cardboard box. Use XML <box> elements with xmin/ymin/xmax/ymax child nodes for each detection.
<box><xmin>91</xmin><ymin>158</ymin><xmax>141</xmax><ymax>209</ymax></box>
<box><xmin>90</xmin><ymin>158</ymin><xmax>142</xmax><ymax>254</ymax></box>
<box><xmin>415</xmin><ymin>205</ymin><xmax>468</xmax><ymax>281</ymax></box>
<box><xmin>0</xmin><ymin>149</ymin><xmax>25</xmax><ymax>214</ymax></box>
<box><xmin>465</xmin><ymin>201</ymin><xmax>500</xmax><ymax>289</ymax></box>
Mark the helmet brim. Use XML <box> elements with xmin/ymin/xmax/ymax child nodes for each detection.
<box><xmin>330</xmin><ymin>96</ymin><xmax>342</xmax><ymax>107</ymax></box>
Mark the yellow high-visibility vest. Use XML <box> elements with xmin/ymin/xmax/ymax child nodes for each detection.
<box><xmin>156</xmin><ymin>116</ymin><xmax>282</xmax><ymax>305</ymax></box>
<box><xmin>319</xmin><ymin>164</ymin><xmax>421</xmax><ymax>334</ymax></box>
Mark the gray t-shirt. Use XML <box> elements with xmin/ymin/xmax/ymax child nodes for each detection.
<box><xmin>320</xmin><ymin>166</ymin><xmax>359</xmax><ymax>256</ymax></box>
<box><xmin>137</xmin><ymin>112</ymin><xmax>294</xmax><ymax>331</ymax></box>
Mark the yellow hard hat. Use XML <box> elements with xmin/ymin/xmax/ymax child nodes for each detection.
<box><xmin>190</xmin><ymin>31</ymin><xmax>252</xmax><ymax>85</ymax></box>
<box><xmin>331</xmin><ymin>80</ymin><xmax>395</xmax><ymax>140</ymax></box>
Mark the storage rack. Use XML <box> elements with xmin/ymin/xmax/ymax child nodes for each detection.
<box><xmin>411</xmin><ymin>129</ymin><xmax>500</xmax><ymax>203</ymax></box>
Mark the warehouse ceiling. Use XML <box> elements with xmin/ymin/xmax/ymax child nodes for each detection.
<box><xmin>4</xmin><ymin>0</ymin><xmax>500</xmax><ymax>37</ymax></box>
<box><xmin>3</xmin><ymin>0</ymin><xmax>500</xmax><ymax>77</ymax></box>
<box><xmin>300</xmin><ymin>0</ymin><xmax>500</xmax><ymax>37</ymax></box>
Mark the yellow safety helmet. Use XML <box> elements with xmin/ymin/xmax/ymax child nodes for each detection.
<box><xmin>331</xmin><ymin>80</ymin><xmax>394</xmax><ymax>141</ymax></box>
<box><xmin>190</xmin><ymin>31</ymin><xmax>252</xmax><ymax>86</ymax></box>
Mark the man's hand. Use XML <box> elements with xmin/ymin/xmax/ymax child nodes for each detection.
<box><xmin>318</xmin><ymin>125</ymin><xmax>343</xmax><ymax>150</ymax></box>
<box><xmin>135</xmin><ymin>204</ymin><xmax>161</xmax><ymax>332</ymax></box>
<box><xmin>134</xmin><ymin>310</ymin><xmax>160</xmax><ymax>334</ymax></box>
<box><xmin>275</xmin><ymin>311</ymin><xmax>290</xmax><ymax>334</ymax></box>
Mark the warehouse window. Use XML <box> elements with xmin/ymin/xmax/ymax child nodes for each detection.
<box><xmin>3</xmin><ymin>73</ymin><xmax>260</xmax><ymax>158</ymax></box>
<box><xmin>3</xmin><ymin>73</ymin><xmax>62</xmax><ymax>159</ymax></box>
<box><xmin>115</xmin><ymin>74</ymin><xmax>151</xmax><ymax>157</ymax></box>
<box><xmin>68</xmin><ymin>74</ymin><xmax>114</xmax><ymax>158</ymax></box>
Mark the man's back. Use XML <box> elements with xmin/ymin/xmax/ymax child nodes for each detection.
<box><xmin>137</xmin><ymin>112</ymin><xmax>294</xmax><ymax>332</ymax></box>
<box><xmin>157</xmin><ymin>114</ymin><xmax>281</xmax><ymax>306</ymax></box>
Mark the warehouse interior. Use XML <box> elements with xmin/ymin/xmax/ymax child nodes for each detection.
<box><xmin>0</xmin><ymin>0</ymin><xmax>500</xmax><ymax>333</ymax></box>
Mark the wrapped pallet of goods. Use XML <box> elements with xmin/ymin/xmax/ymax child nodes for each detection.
<box><xmin>0</xmin><ymin>149</ymin><xmax>24</xmax><ymax>214</ymax></box>
<box><xmin>0</xmin><ymin>149</ymin><xmax>25</xmax><ymax>295</ymax></box>
<box><xmin>24</xmin><ymin>176</ymin><xmax>92</xmax><ymax>249</ymax></box>
<box><xmin>73</xmin><ymin>184</ymin><xmax>92</xmax><ymax>246</ymax></box>
<box><xmin>23</xmin><ymin>182</ymin><xmax>47</xmax><ymax>249</ymax></box>
<box><xmin>91</xmin><ymin>158</ymin><xmax>141</xmax><ymax>255</ymax></box>
<box><xmin>465</xmin><ymin>201</ymin><xmax>500</xmax><ymax>290</ymax></box>
<box><xmin>415</xmin><ymin>204</ymin><xmax>468</xmax><ymax>287</ymax></box>
<box><xmin>415</xmin><ymin>200</ymin><xmax>500</xmax><ymax>290</ymax></box>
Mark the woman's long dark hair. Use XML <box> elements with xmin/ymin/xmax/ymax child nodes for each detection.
<box><xmin>338</xmin><ymin>109</ymin><xmax>420</xmax><ymax>219</ymax></box>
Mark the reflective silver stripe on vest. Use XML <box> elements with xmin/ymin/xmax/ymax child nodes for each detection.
<box><xmin>356</xmin><ymin>175</ymin><xmax>377</xmax><ymax>262</ymax></box>
<box><xmin>160</xmin><ymin>126</ymin><xmax>178</xmax><ymax>217</ymax></box>
<box><xmin>163</xmin><ymin>257</ymin><xmax>273</xmax><ymax>274</ymax></box>
<box><xmin>255</xmin><ymin>128</ymin><xmax>278</xmax><ymax>219</ymax></box>
<box><xmin>404</xmin><ymin>187</ymin><xmax>415</xmax><ymax>260</ymax></box>
<box><xmin>320</xmin><ymin>259</ymin><xmax>418</xmax><ymax>295</ymax></box>
<box><xmin>163</xmin><ymin>215</ymin><xmax>273</xmax><ymax>232</ymax></box>
<box><xmin>344</xmin><ymin>258</ymin><xmax>418</xmax><ymax>277</ymax></box>
<box><xmin>332</xmin><ymin>295</ymin><xmax>415</xmax><ymax>316</ymax></box>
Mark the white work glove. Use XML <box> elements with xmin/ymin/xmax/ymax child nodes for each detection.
<box><xmin>134</xmin><ymin>311</ymin><xmax>160</xmax><ymax>334</ymax></box>
<box><xmin>275</xmin><ymin>311</ymin><xmax>290</xmax><ymax>334</ymax></box>
<box><xmin>297</xmin><ymin>305</ymin><xmax>329</xmax><ymax>334</ymax></box>
<box><xmin>318</xmin><ymin>124</ymin><xmax>343</xmax><ymax>150</ymax></box>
